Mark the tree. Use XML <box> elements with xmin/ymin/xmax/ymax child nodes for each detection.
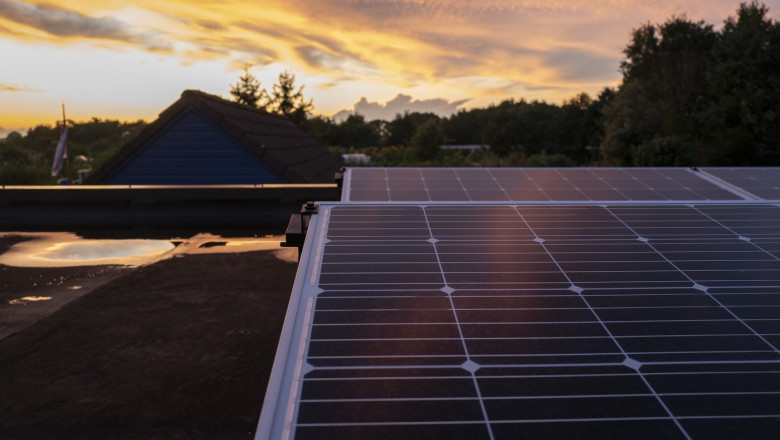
<box><xmin>482</xmin><ymin>100</ymin><xmax>522</xmax><ymax>160</ymax></box>
<box><xmin>444</xmin><ymin>108</ymin><xmax>485</xmax><ymax>145</ymax></box>
<box><xmin>411</xmin><ymin>118</ymin><xmax>445</xmax><ymax>160</ymax></box>
<box><xmin>385</xmin><ymin>112</ymin><xmax>440</xmax><ymax>147</ymax></box>
<box><xmin>621</xmin><ymin>16</ymin><xmax>716</xmax><ymax>121</ymax></box>
<box><xmin>0</xmin><ymin>140</ymin><xmax>28</xmax><ymax>165</ymax></box>
<box><xmin>230</xmin><ymin>66</ymin><xmax>266</xmax><ymax>109</ymax></box>
<box><xmin>604</xmin><ymin>14</ymin><xmax>718</xmax><ymax>164</ymax></box>
<box><xmin>302</xmin><ymin>116</ymin><xmax>339</xmax><ymax>146</ymax></box>
<box><xmin>336</xmin><ymin>114</ymin><xmax>382</xmax><ymax>149</ymax></box>
<box><xmin>602</xmin><ymin>82</ymin><xmax>663</xmax><ymax>165</ymax></box>
<box><xmin>557</xmin><ymin>93</ymin><xmax>595</xmax><ymax>164</ymax></box>
<box><xmin>267</xmin><ymin>70</ymin><xmax>313</xmax><ymax>125</ymax></box>
<box><xmin>1</xmin><ymin>118</ymin><xmax>148</xmax><ymax>185</ymax></box>
<box><xmin>514</xmin><ymin>101</ymin><xmax>559</xmax><ymax>156</ymax></box>
<box><xmin>702</xmin><ymin>1</ymin><xmax>780</xmax><ymax>165</ymax></box>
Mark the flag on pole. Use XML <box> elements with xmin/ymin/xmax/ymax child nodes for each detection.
<box><xmin>51</xmin><ymin>126</ymin><xmax>68</xmax><ymax>177</ymax></box>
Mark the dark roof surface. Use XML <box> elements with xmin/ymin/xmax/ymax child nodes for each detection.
<box><xmin>86</xmin><ymin>90</ymin><xmax>340</xmax><ymax>184</ymax></box>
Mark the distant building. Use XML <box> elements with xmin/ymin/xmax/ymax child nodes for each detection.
<box><xmin>341</xmin><ymin>153</ymin><xmax>371</xmax><ymax>166</ymax></box>
<box><xmin>86</xmin><ymin>90</ymin><xmax>340</xmax><ymax>184</ymax></box>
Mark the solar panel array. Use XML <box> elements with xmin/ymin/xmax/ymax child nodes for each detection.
<box><xmin>700</xmin><ymin>168</ymin><xmax>780</xmax><ymax>200</ymax></box>
<box><xmin>343</xmin><ymin>168</ymin><xmax>750</xmax><ymax>202</ymax></box>
<box><xmin>258</xmin><ymin>167</ymin><xmax>780</xmax><ymax>440</ymax></box>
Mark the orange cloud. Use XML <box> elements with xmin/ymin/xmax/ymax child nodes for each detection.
<box><xmin>0</xmin><ymin>0</ymin><xmax>171</xmax><ymax>50</ymax></box>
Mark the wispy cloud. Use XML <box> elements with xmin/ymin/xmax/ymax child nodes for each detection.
<box><xmin>0</xmin><ymin>82</ymin><xmax>39</xmax><ymax>92</ymax></box>
<box><xmin>0</xmin><ymin>0</ymin><xmax>171</xmax><ymax>51</ymax></box>
<box><xmin>333</xmin><ymin>93</ymin><xmax>470</xmax><ymax>121</ymax></box>
<box><xmin>263</xmin><ymin>0</ymin><xmax>632</xmax><ymax>96</ymax></box>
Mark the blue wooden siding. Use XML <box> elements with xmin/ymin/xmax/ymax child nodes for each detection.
<box><xmin>104</xmin><ymin>109</ymin><xmax>287</xmax><ymax>184</ymax></box>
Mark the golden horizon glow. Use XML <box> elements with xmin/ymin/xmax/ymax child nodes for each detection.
<box><xmin>0</xmin><ymin>0</ymin><xmax>775</xmax><ymax>132</ymax></box>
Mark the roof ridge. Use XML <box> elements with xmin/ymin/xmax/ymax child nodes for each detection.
<box><xmin>181</xmin><ymin>89</ymin><xmax>292</xmax><ymax>123</ymax></box>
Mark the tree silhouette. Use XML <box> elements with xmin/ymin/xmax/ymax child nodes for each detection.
<box><xmin>411</xmin><ymin>118</ymin><xmax>445</xmax><ymax>160</ymax></box>
<box><xmin>702</xmin><ymin>1</ymin><xmax>780</xmax><ymax>164</ymax></box>
<box><xmin>268</xmin><ymin>71</ymin><xmax>313</xmax><ymax>125</ymax></box>
<box><xmin>230</xmin><ymin>66</ymin><xmax>267</xmax><ymax>109</ymax></box>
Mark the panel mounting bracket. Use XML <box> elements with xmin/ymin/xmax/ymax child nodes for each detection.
<box><xmin>281</xmin><ymin>201</ymin><xmax>319</xmax><ymax>260</ymax></box>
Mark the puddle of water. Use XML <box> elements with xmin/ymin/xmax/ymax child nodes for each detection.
<box><xmin>0</xmin><ymin>233</ymin><xmax>175</xmax><ymax>268</ymax></box>
<box><xmin>172</xmin><ymin>234</ymin><xmax>297</xmax><ymax>263</ymax></box>
<box><xmin>0</xmin><ymin>232</ymin><xmax>298</xmax><ymax>267</ymax></box>
<box><xmin>9</xmin><ymin>296</ymin><xmax>52</xmax><ymax>305</ymax></box>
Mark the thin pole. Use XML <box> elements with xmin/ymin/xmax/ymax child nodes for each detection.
<box><xmin>62</xmin><ymin>103</ymin><xmax>72</xmax><ymax>185</ymax></box>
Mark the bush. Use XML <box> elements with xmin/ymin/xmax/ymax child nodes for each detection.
<box><xmin>631</xmin><ymin>136</ymin><xmax>692</xmax><ymax>166</ymax></box>
<box><xmin>523</xmin><ymin>152</ymin><xmax>575</xmax><ymax>167</ymax></box>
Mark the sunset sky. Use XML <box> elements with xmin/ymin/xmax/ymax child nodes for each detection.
<box><xmin>1</xmin><ymin>0</ymin><xmax>777</xmax><ymax>134</ymax></box>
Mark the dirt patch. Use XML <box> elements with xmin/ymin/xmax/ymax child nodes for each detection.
<box><xmin>0</xmin><ymin>246</ymin><xmax>298</xmax><ymax>439</ymax></box>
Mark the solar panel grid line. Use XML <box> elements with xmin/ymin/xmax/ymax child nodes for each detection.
<box><xmin>309</xmin><ymin>318</ymin><xmax>758</xmax><ymax>326</ymax></box>
<box><xmin>305</xmin><ymin>335</ymin><xmax>770</xmax><ymax>351</ymax></box>
<box><xmin>606</xmin><ymin>169</ymin><xmax>666</xmax><ymax>200</ymax></box>
<box><xmin>602</xmin><ymin>207</ymin><xmax>780</xmax><ymax>361</ymax></box>
<box><xmin>293</xmin><ymin>415</ymin><xmax>706</xmax><ymax>428</ymax></box>
<box><xmin>690</xmin><ymin>206</ymin><xmax>780</xmax><ymax>263</ymax></box>
<box><xmin>679</xmin><ymin>168</ymin><xmax>754</xmax><ymax>201</ymax></box>
<box><xmin>343</xmin><ymin>199</ymin><xmax>753</xmax><ymax>207</ymax></box>
<box><xmin>304</xmin><ymin>369</ymin><xmax>780</xmax><ymax>381</ymax></box>
<box><xmin>299</xmin><ymin>391</ymin><xmax>691</xmax><ymax>403</ymax></box>
<box><xmin>705</xmin><ymin>168</ymin><xmax>780</xmax><ymax>201</ymax></box>
<box><xmin>680</xmin><ymin>414</ymin><xmax>780</xmax><ymax>421</ymax></box>
<box><xmin>302</xmin><ymin>355</ymin><xmax>778</xmax><ymax>370</ymax></box>
<box><xmin>506</xmin><ymin>205</ymin><xmax>693</xmax><ymax>438</ymax></box>
<box><xmin>382</xmin><ymin>168</ymin><xmax>390</xmax><ymax>201</ymax></box>
<box><xmin>419</xmin><ymin>206</ymin><xmax>497</xmax><ymax>439</ymax></box>
<box><xmin>551</xmin><ymin>168</ymin><xmax>592</xmax><ymax>201</ymax></box>
<box><xmin>485</xmin><ymin>169</ymin><xmax>514</xmax><ymax>201</ymax></box>
<box><xmin>413</xmin><ymin>168</ymin><xmax>432</xmax><ymax>202</ymax></box>
<box><xmin>588</xmin><ymin>169</ymin><xmax>636</xmax><ymax>199</ymax></box>
<box><xmin>695</xmin><ymin>169</ymin><xmax>763</xmax><ymax>201</ymax></box>
<box><xmin>449</xmin><ymin>168</ymin><xmax>474</xmax><ymax>202</ymax></box>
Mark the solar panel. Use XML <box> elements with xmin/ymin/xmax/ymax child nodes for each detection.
<box><xmin>700</xmin><ymin>168</ymin><xmax>780</xmax><ymax>201</ymax></box>
<box><xmin>258</xmin><ymin>201</ymin><xmax>780</xmax><ymax>439</ymax></box>
<box><xmin>342</xmin><ymin>168</ymin><xmax>749</xmax><ymax>202</ymax></box>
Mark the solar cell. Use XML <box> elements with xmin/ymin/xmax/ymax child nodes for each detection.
<box><xmin>700</xmin><ymin>168</ymin><xmax>780</xmax><ymax>200</ymax></box>
<box><xmin>343</xmin><ymin>168</ymin><xmax>748</xmax><ymax>202</ymax></box>
<box><xmin>258</xmin><ymin>202</ymin><xmax>780</xmax><ymax>439</ymax></box>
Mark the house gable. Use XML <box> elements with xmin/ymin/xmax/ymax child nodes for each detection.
<box><xmin>86</xmin><ymin>90</ymin><xmax>341</xmax><ymax>185</ymax></box>
<box><xmin>102</xmin><ymin>109</ymin><xmax>286</xmax><ymax>185</ymax></box>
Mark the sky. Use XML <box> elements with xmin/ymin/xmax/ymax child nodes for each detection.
<box><xmin>1</xmin><ymin>0</ymin><xmax>778</xmax><ymax>135</ymax></box>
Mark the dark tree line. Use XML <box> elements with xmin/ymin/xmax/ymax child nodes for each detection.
<box><xmin>0</xmin><ymin>119</ymin><xmax>146</xmax><ymax>184</ymax></box>
<box><xmin>302</xmin><ymin>92</ymin><xmax>609</xmax><ymax>166</ymax></box>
